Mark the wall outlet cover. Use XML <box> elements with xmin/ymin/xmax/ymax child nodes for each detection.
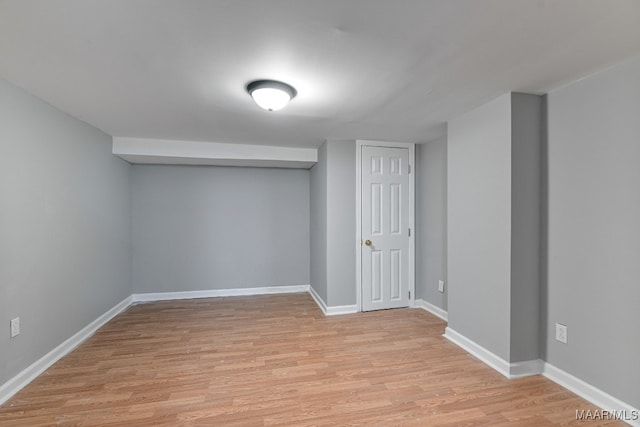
<box><xmin>10</xmin><ymin>317</ymin><xmax>20</xmax><ymax>338</ymax></box>
<box><xmin>438</xmin><ymin>280</ymin><xmax>445</xmax><ymax>293</ymax></box>
<box><xmin>555</xmin><ymin>323</ymin><xmax>567</xmax><ymax>344</ymax></box>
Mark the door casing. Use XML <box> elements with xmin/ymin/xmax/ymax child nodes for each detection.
<box><xmin>356</xmin><ymin>140</ymin><xmax>415</xmax><ymax>312</ymax></box>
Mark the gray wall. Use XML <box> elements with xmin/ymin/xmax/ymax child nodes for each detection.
<box><xmin>447</xmin><ymin>94</ymin><xmax>513</xmax><ymax>360</ymax></box>
<box><xmin>448</xmin><ymin>93</ymin><xmax>543</xmax><ymax>363</ymax></box>
<box><xmin>416</xmin><ymin>137</ymin><xmax>447</xmax><ymax>309</ymax></box>
<box><xmin>326</xmin><ymin>140</ymin><xmax>356</xmax><ymax>307</ymax></box>
<box><xmin>309</xmin><ymin>140</ymin><xmax>357</xmax><ymax>308</ymax></box>
<box><xmin>510</xmin><ymin>93</ymin><xmax>542</xmax><ymax>362</ymax></box>
<box><xmin>0</xmin><ymin>79</ymin><xmax>131</xmax><ymax>386</ymax></box>
<box><xmin>545</xmin><ymin>56</ymin><xmax>640</xmax><ymax>408</ymax></box>
<box><xmin>310</xmin><ymin>144</ymin><xmax>328</xmax><ymax>303</ymax></box>
<box><xmin>132</xmin><ymin>165</ymin><xmax>310</xmax><ymax>293</ymax></box>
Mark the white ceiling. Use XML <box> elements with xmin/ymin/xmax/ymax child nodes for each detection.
<box><xmin>1</xmin><ymin>0</ymin><xmax>639</xmax><ymax>149</ymax></box>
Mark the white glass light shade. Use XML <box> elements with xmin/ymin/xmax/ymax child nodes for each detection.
<box><xmin>246</xmin><ymin>80</ymin><xmax>297</xmax><ymax>112</ymax></box>
<box><xmin>250</xmin><ymin>87</ymin><xmax>292</xmax><ymax>111</ymax></box>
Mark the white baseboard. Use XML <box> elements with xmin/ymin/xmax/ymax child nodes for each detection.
<box><xmin>543</xmin><ymin>363</ymin><xmax>640</xmax><ymax>427</ymax></box>
<box><xmin>444</xmin><ymin>327</ymin><xmax>543</xmax><ymax>379</ymax></box>
<box><xmin>0</xmin><ymin>295</ymin><xmax>132</xmax><ymax>406</ymax></box>
<box><xmin>308</xmin><ymin>286</ymin><xmax>358</xmax><ymax>316</ymax></box>
<box><xmin>413</xmin><ymin>298</ymin><xmax>448</xmax><ymax>321</ymax></box>
<box><xmin>509</xmin><ymin>359</ymin><xmax>545</xmax><ymax>379</ymax></box>
<box><xmin>444</xmin><ymin>327</ymin><xmax>511</xmax><ymax>377</ymax></box>
<box><xmin>0</xmin><ymin>285</ymin><xmax>311</xmax><ymax>406</ymax></box>
<box><xmin>325</xmin><ymin>304</ymin><xmax>359</xmax><ymax>316</ymax></box>
<box><xmin>3</xmin><ymin>291</ymin><xmax>637</xmax><ymax>426</ymax></box>
<box><xmin>308</xmin><ymin>285</ymin><xmax>328</xmax><ymax>314</ymax></box>
<box><xmin>445</xmin><ymin>327</ymin><xmax>639</xmax><ymax>424</ymax></box>
<box><xmin>132</xmin><ymin>284</ymin><xmax>310</xmax><ymax>302</ymax></box>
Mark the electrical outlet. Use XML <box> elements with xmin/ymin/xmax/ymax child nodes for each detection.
<box><xmin>555</xmin><ymin>323</ymin><xmax>567</xmax><ymax>344</ymax></box>
<box><xmin>438</xmin><ymin>280</ymin><xmax>445</xmax><ymax>293</ymax></box>
<box><xmin>10</xmin><ymin>317</ymin><xmax>20</xmax><ymax>338</ymax></box>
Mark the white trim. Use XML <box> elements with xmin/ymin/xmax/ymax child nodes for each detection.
<box><xmin>308</xmin><ymin>285</ymin><xmax>359</xmax><ymax>316</ymax></box>
<box><xmin>543</xmin><ymin>363</ymin><xmax>640</xmax><ymax>427</ymax></box>
<box><xmin>325</xmin><ymin>304</ymin><xmax>359</xmax><ymax>316</ymax></box>
<box><xmin>3</xmin><ymin>291</ymin><xmax>637</xmax><ymax>425</ymax></box>
<box><xmin>0</xmin><ymin>295</ymin><xmax>133</xmax><ymax>406</ymax></box>
<box><xmin>0</xmin><ymin>285</ymin><xmax>311</xmax><ymax>405</ymax></box>
<box><xmin>356</xmin><ymin>140</ymin><xmax>415</xmax><ymax>312</ymax></box>
<box><xmin>132</xmin><ymin>284</ymin><xmax>310</xmax><ymax>302</ymax></box>
<box><xmin>444</xmin><ymin>327</ymin><xmax>511</xmax><ymax>378</ymax></box>
<box><xmin>355</xmin><ymin>141</ymin><xmax>363</xmax><ymax>311</ymax></box>
<box><xmin>509</xmin><ymin>359</ymin><xmax>545</xmax><ymax>379</ymax></box>
<box><xmin>413</xmin><ymin>299</ymin><xmax>448</xmax><ymax>321</ymax></box>
<box><xmin>444</xmin><ymin>327</ymin><xmax>543</xmax><ymax>379</ymax></box>
<box><xmin>308</xmin><ymin>285</ymin><xmax>328</xmax><ymax>315</ymax></box>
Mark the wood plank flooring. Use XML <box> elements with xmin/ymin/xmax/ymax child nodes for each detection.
<box><xmin>0</xmin><ymin>293</ymin><xmax>623</xmax><ymax>426</ymax></box>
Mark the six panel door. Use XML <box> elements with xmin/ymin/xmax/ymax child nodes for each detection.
<box><xmin>361</xmin><ymin>145</ymin><xmax>410</xmax><ymax>311</ymax></box>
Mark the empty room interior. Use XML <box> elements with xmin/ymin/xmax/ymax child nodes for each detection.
<box><xmin>1</xmin><ymin>1</ymin><xmax>639</xmax><ymax>426</ymax></box>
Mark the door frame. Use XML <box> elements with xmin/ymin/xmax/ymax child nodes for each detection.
<box><xmin>356</xmin><ymin>140</ymin><xmax>415</xmax><ymax>312</ymax></box>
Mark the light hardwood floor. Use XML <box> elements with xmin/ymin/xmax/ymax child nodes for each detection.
<box><xmin>0</xmin><ymin>293</ymin><xmax>623</xmax><ymax>426</ymax></box>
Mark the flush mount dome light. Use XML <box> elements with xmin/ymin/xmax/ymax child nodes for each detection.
<box><xmin>246</xmin><ymin>79</ymin><xmax>297</xmax><ymax>111</ymax></box>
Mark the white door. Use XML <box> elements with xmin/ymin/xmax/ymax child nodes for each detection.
<box><xmin>361</xmin><ymin>145</ymin><xmax>410</xmax><ymax>311</ymax></box>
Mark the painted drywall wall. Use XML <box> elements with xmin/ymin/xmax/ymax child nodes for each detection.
<box><xmin>0</xmin><ymin>79</ymin><xmax>131</xmax><ymax>386</ymax></box>
<box><xmin>416</xmin><ymin>137</ymin><xmax>447</xmax><ymax>309</ymax></box>
<box><xmin>545</xmin><ymin>56</ymin><xmax>640</xmax><ymax>408</ymax></box>
<box><xmin>131</xmin><ymin>165</ymin><xmax>310</xmax><ymax>293</ymax></box>
<box><xmin>447</xmin><ymin>94</ymin><xmax>513</xmax><ymax>360</ymax></box>
<box><xmin>326</xmin><ymin>140</ymin><xmax>357</xmax><ymax>307</ymax></box>
<box><xmin>310</xmin><ymin>144</ymin><xmax>328</xmax><ymax>303</ymax></box>
<box><xmin>448</xmin><ymin>92</ymin><xmax>544</xmax><ymax>363</ymax></box>
<box><xmin>309</xmin><ymin>140</ymin><xmax>357</xmax><ymax>309</ymax></box>
<box><xmin>510</xmin><ymin>93</ymin><xmax>542</xmax><ymax>362</ymax></box>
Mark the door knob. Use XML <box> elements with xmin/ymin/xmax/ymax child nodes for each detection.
<box><xmin>364</xmin><ymin>239</ymin><xmax>372</xmax><ymax>246</ymax></box>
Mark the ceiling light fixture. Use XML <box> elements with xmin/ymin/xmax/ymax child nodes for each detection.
<box><xmin>246</xmin><ymin>80</ymin><xmax>297</xmax><ymax>112</ymax></box>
